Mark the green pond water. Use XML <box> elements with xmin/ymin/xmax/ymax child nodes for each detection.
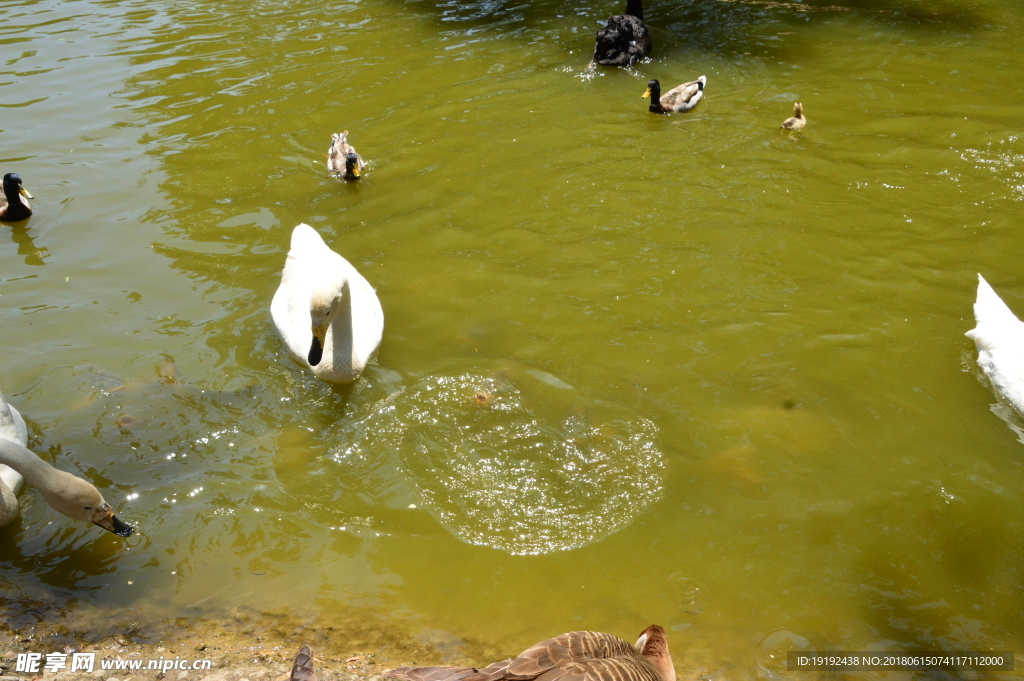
<box><xmin>2</xmin><ymin>0</ymin><xmax>1024</xmax><ymax>675</ymax></box>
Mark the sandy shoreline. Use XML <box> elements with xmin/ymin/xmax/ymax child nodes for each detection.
<box><xmin>2</xmin><ymin>610</ymin><xmax>720</xmax><ymax>679</ymax></box>
<box><xmin>0</xmin><ymin>607</ymin><xmax>482</xmax><ymax>681</ymax></box>
<box><xmin>1</xmin><ymin>607</ymin><xmax>721</xmax><ymax>681</ymax></box>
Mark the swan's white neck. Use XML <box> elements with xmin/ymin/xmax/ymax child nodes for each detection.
<box><xmin>0</xmin><ymin>437</ymin><xmax>58</xmax><ymax>496</ymax></box>
<box><xmin>0</xmin><ymin>438</ymin><xmax>46</xmax><ymax>527</ymax></box>
<box><xmin>315</xmin><ymin>278</ymin><xmax>361</xmax><ymax>377</ymax></box>
<box><xmin>327</xmin><ymin>279</ymin><xmax>353</xmax><ymax>342</ymax></box>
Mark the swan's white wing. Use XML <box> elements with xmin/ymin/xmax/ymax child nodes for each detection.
<box><xmin>341</xmin><ymin>256</ymin><xmax>384</xmax><ymax>371</ymax></box>
<box><xmin>271</xmin><ymin>252</ymin><xmax>316</xmax><ymax>362</ymax></box>
<box><xmin>271</xmin><ymin>224</ymin><xmax>325</xmax><ymax>363</ymax></box>
<box><xmin>0</xmin><ymin>390</ymin><xmax>27</xmax><ymax>496</ymax></box>
<box><xmin>966</xmin><ymin>274</ymin><xmax>1024</xmax><ymax>415</ymax></box>
<box><xmin>0</xmin><ymin>391</ymin><xmax>27</xmax><ymax>446</ymax></box>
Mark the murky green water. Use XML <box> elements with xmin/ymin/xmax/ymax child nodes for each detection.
<box><xmin>2</xmin><ymin>0</ymin><xmax>1024</xmax><ymax>675</ymax></box>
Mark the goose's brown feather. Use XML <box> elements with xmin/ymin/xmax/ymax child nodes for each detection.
<box><xmin>387</xmin><ymin>629</ymin><xmax>670</xmax><ymax>681</ymax></box>
<box><xmin>387</xmin><ymin>659</ymin><xmax>515</xmax><ymax>681</ymax></box>
<box><xmin>386</xmin><ymin>667</ymin><xmax>482</xmax><ymax>681</ymax></box>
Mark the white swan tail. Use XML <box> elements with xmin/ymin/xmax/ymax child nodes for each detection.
<box><xmin>966</xmin><ymin>274</ymin><xmax>1024</xmax><ymax>350</ymax></box>
<box><xmin>966</xmin><ymin>274</ymin><xmax>1024</xmax><ymax>415</ymax></box>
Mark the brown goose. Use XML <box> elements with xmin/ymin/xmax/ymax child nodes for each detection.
<box><xmin>386</xmin><ymin>625</ymin><xmax>675</xmax><ymax>681</ymax></box>
<box><xmin>781</xmin><ymin>102</ymin><xmax>805</xmax><ymax>131</ymax></box>
<box><xmin>290</xmin><ymin>646</ymin><xmax>317</xmax><ymax>681</ymax></box>
<box><xmin>0</xmin><ymin>173</ymin><xmax>33</xmax><ymax>222</ymax></box>
<box><xmin>328</xmin><ymin>131</ymin><xmax>365</xmax><ymax>181</ymax></box>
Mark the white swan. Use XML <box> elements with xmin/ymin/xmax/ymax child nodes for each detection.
<box><xmin>271</xmin><ymin>223</ymin><xmax>384</xmax><ymax>383</ymax></box>
<box><xmin>0</xmin><ymin>389</ymin><xmax>133</xmax><ymax>535</ymax></box>
<box><xmin>0</xmin><ymin>388</ymin><xmax>29</xmax><ymax>523</ymax></box>
<box><xmin>965</xmin><ymin>274</ymin><xmax>1024</xmax><ymax>416</ymax></box>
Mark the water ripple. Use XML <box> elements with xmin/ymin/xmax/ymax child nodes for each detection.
<box><xmin>333</xmin><ymin>371</ymin><xmax>664</xmax><ymax>554</ymax></box>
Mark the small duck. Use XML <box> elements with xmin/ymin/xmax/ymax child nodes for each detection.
<box><xmin>290</xmin><ymin>646</ymin><xmax>317</xmax><ymax>681</ymax></box>
<box><xmin>328</xmin><ymin>131</ymin><xmax>365</xmax><ymax>181</ymax></box>
<box><xmin>642</xmin><ymin>77</ymin><xmax>706</xmax><ymax>114</ymax></box>
<box><xmin>0</xmin><ymin>173</ymin><xmax>33</xmax><ymax>222</ymax></box>
<box><xmin>781</xmin><ymin>102</ymin><xmax>806</xmax><ymax>131</ymax></box>
<box><xmin>386</xmin><ymin>625</ymin><xmax>675</xmax><ymax>681</ymax></box>
<box><xmin>591</xmin><ymin>0</ymin><xmax>652</xmax><ymax>68</ymax></box>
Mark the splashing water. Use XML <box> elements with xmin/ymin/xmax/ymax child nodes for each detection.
<box><xmin>333</xmin><ymin>372</ymin><xmax>663</xmax><ymax>554</ymax></box>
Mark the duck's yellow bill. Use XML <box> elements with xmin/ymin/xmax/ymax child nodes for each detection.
<box><xmin>351</xmin><ymin>166</ymin><xmax>361</xmax><ymax>177</ymax></box>
<box><xmin>19</xmin><ymin>186</ymin><xmax>32</xmax><ymax>199</ymax></box>
<box><xmin>641</xmin><ymin>88</ymin><xmax>651</xmax><ymax>99</ymax></box>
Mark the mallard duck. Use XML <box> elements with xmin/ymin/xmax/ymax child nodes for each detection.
<box><xmin>965</xmin><ymin>274</ymin><xmax>1024</xmax><ymax>416</ymax></box>
<box><xmin>591</xmin><ymin>0</ymin><xmax>652</xmax><ymax>68</ymax></box>
<box><xmin>328</xmin><ymin>131</ymin><xmax>365</xmax><ymax>181</ymax></box>
<box><xmin>386</xmin><ymin>626</ymin><xmax>675</xmax><ymax>681</ymax></box>
<box><xmin>642</xmin><ymin>77</ymin><xmax>706</xmax><ymax>114</ymax></box>
<box><xmin>0</xmin><ymin>388</ymin><xmax>133</xmax><ymax>535</ymax></box>
<box><xmin>290</xmin><ymin>646</ymin><xmax>317</xmax><ymax>681</ymax></box>
<box><xmin>781</xmin><ymin>102</ymin><xmax>806</xmax><ymax>130</ymax></box>
<box><xmin>0</xmin><ymin>173</ymin><xmax>33</xmax><ymax>222</ymax></box>
<box><xmin>270</xmin><ymin>223</ymin><xmax>384</xmax><ymax>383</ymax></box>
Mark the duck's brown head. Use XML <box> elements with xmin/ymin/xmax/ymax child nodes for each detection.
<box><xmin>636</xmin><ymin>625</ymin><xmax>675</xmax><ymax>681</ymax></box>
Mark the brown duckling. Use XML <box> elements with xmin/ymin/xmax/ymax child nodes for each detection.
<box><xmin>289</xmin><ymin>646</ymin><xmax>317</xmax><ymax>681</ymax></box>
<box><xmin>642</xmin><ymin>77</ymin><xmax>706</xmax><ymax>114</ymax></box>
<box><xmin>328</xmin><ymin>131</ymin><xmax>365</xmax><ymax>181</ymax></box>
<box><xmin>386</xmin><ymin>625</ymin><xmax>675</xmax><ymax>681</ymax></box>
<box><xmin>591</xmin><ymin>0</ymin><xmax>652</xmax><ymax>68</ymax></box>
<box><xmin>0</xmin><ymin>173</ymin><xmax>33</xmax><ymax>222</ymax></box>
<box><xmin>781</xmin><ymin>102</ymin><xmax>806</xmax><ymax>130</ymax></box>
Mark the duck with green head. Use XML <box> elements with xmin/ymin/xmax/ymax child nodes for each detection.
<box><xmin>0</xmin><ymin>173</ymin><xmax>33</xmax><ymax>222</ymax></box>
<box><xmin>328</xmin><ymin>131</ymin><xmax>365</xmax><ymax>181</ymax></box>
<box><xmin>642</xmin><ymin>76</ymin><xmax>706</xmax><ymax>114</ymax></box>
